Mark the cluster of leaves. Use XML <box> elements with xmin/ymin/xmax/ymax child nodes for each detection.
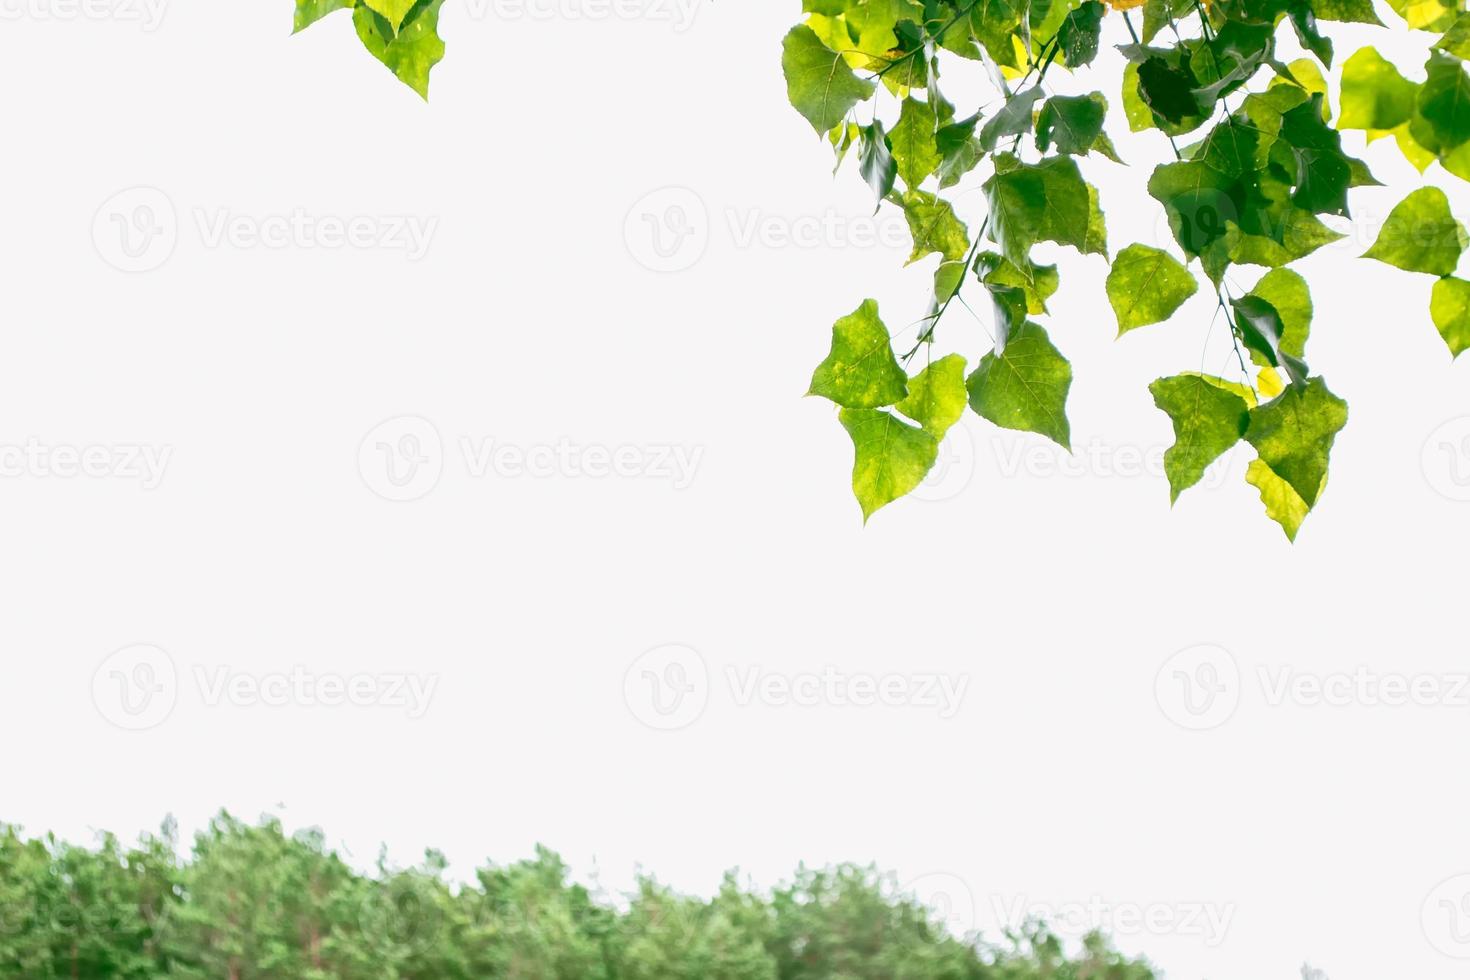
<box><xmin>0</xmin><ymin>812</ymin><xmax>1159</xmax><ymax>979</ymax></box>
<box><xmin>787</xmin><ymin>0</ymin><xmax>1470</xmax><ymax>538</ymax></box>
<box><xmin>292</xmin><ymin>0</ymin><xmax>447</xmax><ymax>98</ymax></box>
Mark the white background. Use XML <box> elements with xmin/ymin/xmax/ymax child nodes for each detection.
<box><xmin>2</xmin><ymin>1</ymin><xmax>1470</xmax><ymax>977</ymax></box>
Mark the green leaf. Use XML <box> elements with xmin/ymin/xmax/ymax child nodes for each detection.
<box><xmin>1036</xmin><ymin>94</ymin><xmax>1108</xmax><ymax>156</ymax></box>
<box><xmin>1387</xmin><ymin>0</ymin><xmax>1457</xmax><ymax>30</ymax></box>
<box><xmin>979</xmin><ymin>88</ymin><xmax>1043</xmax><ymax>152</ymax></box>
<box><xmin>1245</xmin><ymin>269</ymin><xmax>1312</xmax><ymax>359</ymax></box>
<box><xmin>352</xmin><ymin>0</ymin><xmax>445</xmax><ymax>100</ymax></box>
<box><xmin>966</xmin><ymin>321</ymin><xmax>1073</xmax><ymax>449</ymax></box>
<box><xmin>1436</xmin><ymin>12</ymin><xmax>1470</xmax><ymax>58</ymax></box>
<box><xmin>782</xmin><ymin>25</ymin><xmax>876</xmax><ymax>134</ymax></box>
<box><xmin>898</xmin><ymin>190</ymin><xmax>970</xmax><ymax>264</ymax></box>
<box><xmin>1142</xmin><ymin>0</ymin><xmax>1193</xmax><ymax>41</ymax></box>
<box><xmin>896</xmin><ymin>354</ymin><xmax>969</xmax><ymax>437</ymax></box>
<box><xmin>1309</xmin><ymin>0</ymin><xmax>1383</xmax><ymax>23</ymax></box>
<box><xmin>1057</xmin><ymin>1</ymin><xmax>1105</xmax><ymax>68</ymax></box>
<box><xmin>1244</xmin><ymin>377</ymin><xmax>1349</xmax><ymax>509</ymax></box>
<box><xmin>936</xmin><ymin>113</ymin><xmax>984</xmax><ymax>187</ymax></box>
<box><xmin>890</xmin><ymin>98</ymin><xmax>942</xmax><ymax>189</ymax></box>
<box><xmin>294</xmin><ymin>0</ymin><xmax>355</xmax><ymax>32</ymax></box>
<box><xmin>1106</xmin><ymin>244</ymin><xmax>1199</xmax><ymax>334</ymax></box>
<box><xmin>858</xmin><ymin>122</ymin><xmax>897</xmax><ymax>205</ymax></box>
<box><xmin>1279</xmin><ymin>95</ymin><xmax>1352</xmax><ymax>215</ymax></box>
<box><xmin>1362</xmin><ymin>186</ymin><xmax>1468</xmax><ymax>275</ymax></box>
<box><xmin>1224</xmin><ymin>206</ymin><xmax>1345</xmax><ymax>268</ymax></box>
<box><xmin>1147</xmin><ymin>158</ymin><xmax>1239</xmax><ymax>266</ymax></box>
<box><xmin>975</xmin><ymin>251</ymin><xmax>1060</xmax><ymax>313</ymax></box>
<box><xmin>1231</xmin><ymin>294</ymin><xmax>1309</xmax><ymax>384</ymax></box>
<box><xmin>1245</xmin><ymin>459</ymin><xmax>1313</xmax><ymax>541</ymax></box>
<box><xmin>838</xmin><ymin>409</ymin><xmax>938</xmax><ymax>521</ymax></box>
<box><xmin>1412</xmin><ymin>52</ymin><xmax>1470</xmax><ymax>152</ymax></box>
<box><xmin>1150</xmin><ymin>374</ymin><xmax>1252</xmax><ymax>502</ymax></box>
<box><xmin>1138</xmin><ymin>57</ymin><xmax>1200</xmax><ymax>125</ymax></box>
<box><xmin>1289</xmin><ymin>1</ymin><xmax>1334</xmax><ymax>67</ymax></box>
<box><xmin>969</xmin><ymin>0</ymin><xmax>1026</xmax><ymax>68</ymax></box>
<box><xmin>983</xmin><ymin>154</ymin><xmax>1093</xmax><ymax>269</ymax></box>
<box><xmin>1339</xmin><ymin>48</ymin><xmax>1419</xmax><ymax>130</ymax></box>
<box><xmin>809</xmin><ymin>299</ymin><xmax>909</xmax><ymax>408</ymax></box>
<box><xmin>1430</xmin><ymin>275</ymin><xmax>1470</xmax><ymax>356</ymax></box>
<box><xmin>362</xmin><ymin>0</ymin><xmax>416</xmax><ymax>29</ymax></box>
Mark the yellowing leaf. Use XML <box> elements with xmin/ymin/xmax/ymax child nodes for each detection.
<box><xmin>809</xmin><ymin>300</ymin><xmax>909</xmax><ymax>409</ymax></box>
<box><xmin>1246</xmin><ymin>459</ymin><xmax>1314</xmax><ymax>541</ymax></box>
<box><xmin>839</xmin><ymin>409</ymin><xmax>939</xmax><ymax>521</ymax></box>
<box><xmin>896</xmin><ymin>355</ymin><xmax>969</xmax><ymax>438</ymax></box>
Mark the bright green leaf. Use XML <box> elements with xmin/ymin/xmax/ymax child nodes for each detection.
<box><xmin>966</xmin><ymin>321</ymin><xmax>1073</xmax><ymax>449</ymax></box>
<box><xmin>294</xmin><ymin>0</ymin><xmax>355</xmax><ymax>32</ymax></box>
<box><xmin>984</xmin><ymin>154</ymin><xmax>1093</xmax><ymax>269</ymax></box>
<box><xmin>839</xmin><ymin>409</ymin><xmax>938</xmax><ymax>521</ymax></box>
<box><xmin>890</xmin><ymin>98</ymin><xmax>942</xmax><ymax>189</ymax></box>
<box><xmin>896</xmin><ymin>354</ymin><xmax>969</xmax><ymax>437</ymax></box>
<box><xmin>899</xmin><ymin>190</ymin><xmax>970</xmax><ymax>264</ymax></box>
<box><xmin>1106</xmin><ymin>244</ymin><xmax>1199</xmax><ymax>334</ymax></box>
<box><xmin>1362</xmin><ymin>186</ymin><xmax>1467</xmax><ymax>275</ymax></box>
<box><xmin>809</xmin><ymin>299</ymin><xmax>909</xmax><ymax>408</ymax></box>
<box><xmin>1150</xmin><ymin>374</ymin><xmax>1252</xmax><ymax>502</ymax></box>
<box><xmin>1244</xmin><ymin>377</ymin><xmax>1350</xmax><ymax>508</ymax></box>
<box><xmin>1246</xmin><ymin>458</ymin><xmax>1313</xmax><ymax>541</ymax></box>
<box><xmin>1430</xmin><ymin>275</ymin><xmax>1470</xmax><ymax>356</ymax></box>
<box><xmin>783</xmin><ymin>25</ymin><xmax>876</xmax><ymax>134</ymax></box>
<box><xmin>1340</xmin><ymin>49</ymin><xmax>1418</xmax><ymax>130</ymax></box>
<box><xmin>352</xmin><ymin>0</ymin><xmax>445</xmax><ymax>100</ymax></box>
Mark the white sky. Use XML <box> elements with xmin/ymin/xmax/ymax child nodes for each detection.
<box><xmin>2</xmin><ymin>2</ymin><xmax>1469</xmax><ymax>978</ymax></box>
